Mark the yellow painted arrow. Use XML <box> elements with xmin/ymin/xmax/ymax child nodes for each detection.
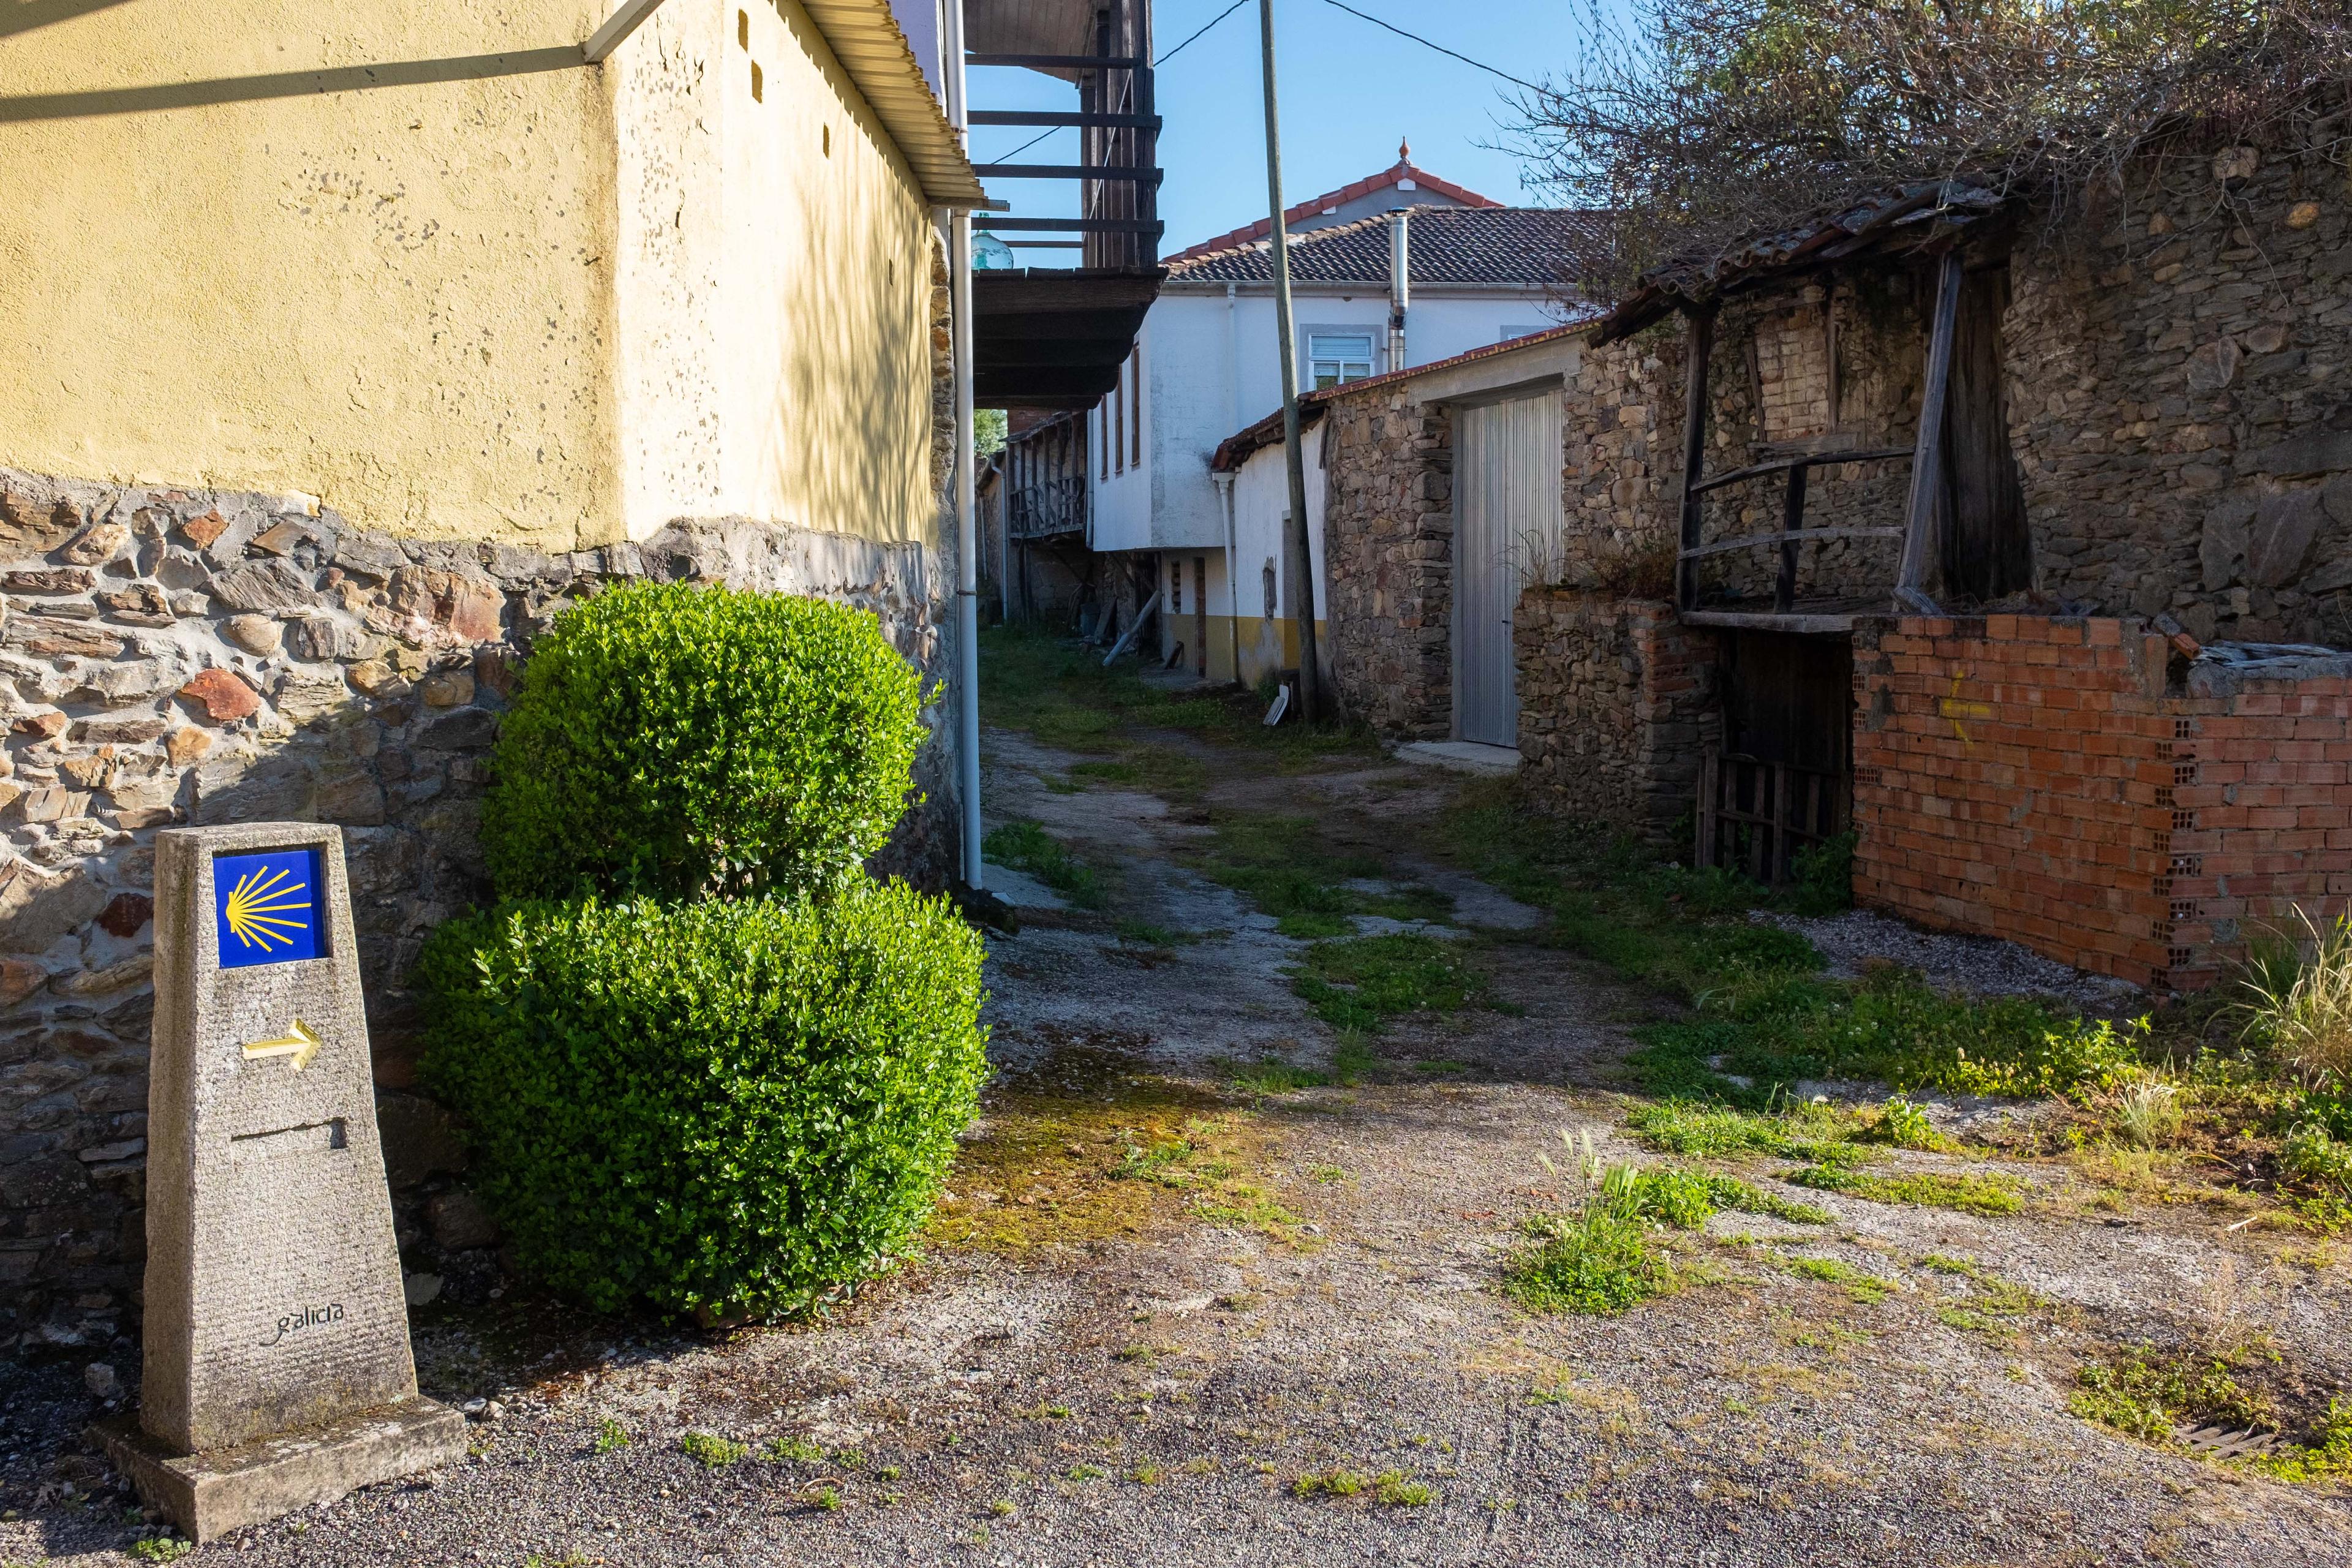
<box><xmin>241</xmin><ymin>1019</ymin><xmax>324</xmax><ymax>1071</ymax></box>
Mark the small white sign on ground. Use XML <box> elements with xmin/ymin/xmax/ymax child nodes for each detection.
<box><xmin>92</xmin><ymin>823</ymin><xmax>464</xmax><ymax>1542</ymax></box>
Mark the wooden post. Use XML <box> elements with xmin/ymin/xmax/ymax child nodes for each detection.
<box><xmin>1774</xmin><ymin>461</ymin><xmax>1809</xmax><ymax>613</ymax></box>
<box><xmin>1675</xmin><ymin>304</ymin><xmax>1716</xmax><ymax>612</ymax></box>
<box><xmin>1898</xmin><ymin>250</ymin><xmax>1966</xmax><ymax>595</ymax></box>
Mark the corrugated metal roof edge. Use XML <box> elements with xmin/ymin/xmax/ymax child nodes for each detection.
<box><xmin>1207</xmin><ymin>319</ymin><xmax>1594</xmax><ymax>472</ymax></box>
<box><xmin>801</xmin><ymin>0</ymin><xmax>988</xmax><ymax>208</ymax></box>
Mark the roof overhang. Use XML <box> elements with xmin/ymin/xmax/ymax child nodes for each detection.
<box><xmin>802</xmin><ymin>0</ymin><xmax>988</xmax><ymax>207</ymax></box>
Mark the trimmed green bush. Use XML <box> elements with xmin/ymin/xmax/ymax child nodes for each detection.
<box><xmin>481</xmin><ymin>582</ymin><xmax>929</xmax><ymax>902</ymax></box>
<box><xmin>418</xmin><ymin>881</ymin><xmax>987</xmax><ymax>1317</ymax></box>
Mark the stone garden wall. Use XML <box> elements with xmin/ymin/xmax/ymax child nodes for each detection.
<box><xmin>0</xmin><ymin>467</ymin><xmax>956</xmax><ymax>1353</ymax></box>
<box><xmin>1514</xmin><ymin>592</ymin><xmax>1718</xmax><ymax>843</ymax></box>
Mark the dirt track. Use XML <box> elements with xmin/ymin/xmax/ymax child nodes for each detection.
<box><xmin>6</xmin><ymin>720</ymin><xmax>2350</xmax><ymax>1567</ymax></box>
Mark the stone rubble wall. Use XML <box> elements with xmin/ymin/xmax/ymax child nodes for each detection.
<box><xmin>0</xmin><ymin>465</ymin><xmax>956</xmax><ymax>1352</ymax></box>
<box><xmin>2006</xmin><ymin>149</ymin><xmax>2352</xmax><ymax>643</ymax></box>
<box><xmin>1514</xmin><ymin>592</ymin><xmax>1718</xmax><ymax>843</ymax></box>
<box><xmin>1321</xmin><ymin>393</ymin><xmax>1455</xmax><ymax>739</ymax></box>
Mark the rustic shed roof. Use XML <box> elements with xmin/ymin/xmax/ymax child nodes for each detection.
<box><xmin>1592</xmin><ymin>179</ymin><xmax>2007</xmax><ymax>342</ymax></box>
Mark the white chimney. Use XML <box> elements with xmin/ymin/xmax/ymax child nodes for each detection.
<box><xmin>1387</xmin><ymin>208</ymin><xmax>1410</xmax><ymax>372</ymax></box>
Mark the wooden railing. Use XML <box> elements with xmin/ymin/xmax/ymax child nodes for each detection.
<box><xmin>1009</xmin><ymin>476</ymin><xmax>1088</xmax><ymax>540</ymax></box>
<box><xmin>966</xmin><ymin>42</ymin><xmax>1162</xmax><ymax>272</ymax></box>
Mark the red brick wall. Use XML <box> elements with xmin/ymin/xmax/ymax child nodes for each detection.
<box><xmin>2169</xmin><ymin>657</ymin><xmax>2352</xmax><ymax>989</ymax></box>
<box><xmin>1853</xmin><ymin>615</ymin><xmax>2175</xmax><ymax>987</ymax></box>
<box><xmin>1853</xmin><ymin>614</ymin><xmax>2352</xmax><ymax>990</ymax></box>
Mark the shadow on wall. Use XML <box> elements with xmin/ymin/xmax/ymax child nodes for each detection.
<box><xmin>0</xmin><ymin>466</ymin><xmax>955</xmax><ymax>1355</ymax></box>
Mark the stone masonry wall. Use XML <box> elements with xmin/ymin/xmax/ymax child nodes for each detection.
<box><xmin>1515</xmin><ymin>592</ymin><xmax>1717</xmax><ymax>843</ymax></box>
<box><xmin>2005</xmin><ymin>146</ymin><xmax>2352</xmax><ymax>643</ymax></box>
<box><xmin>1321</xmin><ymin>393</ymin><xmax>1454</xmax><ymax>738</ymax></box>
<box><xmin>1853</xmin><ymin>612</ymin><xmax>2352</xmax><ymax>991</ymax></box>
<box><xmin>0</xmin><ymin>466</ymin><xmax>955</xmax><ymax>1354</ymax></box>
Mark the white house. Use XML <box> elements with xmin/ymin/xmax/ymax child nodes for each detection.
<box><xmin>1054</xmin><ymin>149</ymin><xmax>1605</xmax><ymax>680</ymax></box>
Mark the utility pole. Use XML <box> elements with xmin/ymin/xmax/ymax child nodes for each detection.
<box><xmin>1257</xmin><ymin>0</ymin><xmax>1323</xmax><ymax>723</ymax></box>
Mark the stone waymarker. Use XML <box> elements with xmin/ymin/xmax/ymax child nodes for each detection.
<box><xmin>93</xmin><ymin>823</ymin><xmax>464</xmax><ymax>1542</ymax></box>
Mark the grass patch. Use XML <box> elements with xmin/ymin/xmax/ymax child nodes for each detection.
<box><xmin>1785</xmin><ymin>1163</ymin><xmax>2026</xmax><ymax>1216</ymax></box>
<box><xmin>1505</xmin><ymin>1203</ymin><xmax>1675</xmax><ymax>1315</ymax></box>
<box><xmin>1226</xmin><ymin>1059</ymin><xmax>1332</xmax><ymax>1096</ymax></box>
<box><xmin>1069</xmin><ymin>759</ymin><xmax>1141</xmax><ymax>784</ymax></box>
<box><xmin>979</xmin><ymin>624</ymin><xmax>1378</xmax><ymax>769</ymax></box>
<box><xmin>2069</xmin><ymin>1343</ymin><xmax>2275</xmax><ymax>1444</ymax></box>
<box><xmin>1438</xmin><ymin>784</ymin><xmax>2148</xmax><ymax>1105</ymax></box>
<box><xmin>1187</xmin><ymin>813</ymin><xmax>1452</xmax><ymax>938</ymax></box>
<box><xmin>982</xmin><ymin>820</ymin><xmax>1106</xmax><ymax>909</ymax></box>
<box><xmin>1783</xmin><ymin>1256</ymin><xmax>1896</xmax><ymax>1303</ymax></box>
<box><xmin>1292</xmin><ymin>932</ymin><xmax>1493</xmax><ymax>1033</ymax></box>
<box><xmin>1626</xmin><ymin>1099</ymin><xmax>1864</xmax><ymax>1164</ymax></box>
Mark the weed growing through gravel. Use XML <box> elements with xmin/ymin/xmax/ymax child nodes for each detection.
<box><xmin>1292</xmin><ymin>932</ymin><xmax>1498</xmax><ymax>1032</ymax></box>
<box><xmin>1786</xmin><ymin>1163</ymin><xmax>2025</xmax><ymax>1216</ymax></box>
<box><xmin>1872</xmin><ymin>1096</ymin><xmax>1950</xmax><ymax>1150</ymax></box>
<box><xmin>764</xmin><ymin>1435</ymin><xmax>825</xmax><ymax>1463</ymax></box>
<box><xmin>592</xmin><ymin>1417</ymin><xmax>628</xmax><ymax>1453</ymax></box>
<box><xmin>1374</xmin><ymin>1471</ymin><xmax>1435</xmax><ymax>1506</ymax></box>
<box><xmin>677</xmin><ymin>1432</ymin><xmax>747</xmax><ymax>1468</ymax></box>
<box><xmin>1294</xmin><ymin>1467</ymin><xmax>1368</xmax><ymax>1498</ymax></box>
<box><xmin>129</xmin><ymin>1541</ymin><xmax>192</xmax><ymax>1564</ymax></box>
<box><xmin>1066</xmin><ymin>1464</ymin><xmax>1108</xmax><ymax>1481</ymax></box>
<box><xmin>982</xmin><ymin>819</ymin><xmax>1106</xmax><ymax>908</ymax></box>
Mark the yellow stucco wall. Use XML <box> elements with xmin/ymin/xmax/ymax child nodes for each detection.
<box><xmin>617</xmin><ymin>0</ymin><xmax>938</xmax><ymax>545</ymax></box>
<box><xmin>0</xmin><ymin>0</ymin><xmax>940</xmax><ymax>551</ymax></box>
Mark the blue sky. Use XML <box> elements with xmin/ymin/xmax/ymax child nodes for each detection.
<box><xmin>970</xmin><ymin>0</ymin><xmax>1612</xmax><ymax>254</ymax></box>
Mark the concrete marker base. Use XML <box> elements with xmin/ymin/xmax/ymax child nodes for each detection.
<box><xmin>89</xmin><ymin>1395</ymin><xmax>467</xmax><ymax>1544</ymax></box>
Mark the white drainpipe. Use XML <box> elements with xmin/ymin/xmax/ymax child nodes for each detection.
<box><xmin>1387</xmin><ymin>208</ymin><xmax>1409</xmax><ymax>372</ymax></box>
<box><xmin>943</xmin><ymin>0</ymin><xmax>982</xmax><ymax>889</ymax></box>
<box><xmin>1214</xmin><ymin>470</ymin><xmax>1240</xmax><ymax>684</ymax></box>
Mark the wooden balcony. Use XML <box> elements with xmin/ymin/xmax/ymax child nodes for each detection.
<box><xmin>965</xmin><ymin>1</ymin><xmax>1165</xmax><ymax>410</ymax></box>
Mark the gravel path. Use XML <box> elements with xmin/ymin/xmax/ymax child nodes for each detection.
<box><xmin>6</xmin><ymin>726</ymin><xmax>2348</xmax><ymax>1567</ymax></box>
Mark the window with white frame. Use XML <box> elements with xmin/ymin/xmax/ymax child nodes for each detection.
<box><xmin>1305</xmin><ymin>331</ymin><xmax>1376</xmax><ymax>390</ymax></box>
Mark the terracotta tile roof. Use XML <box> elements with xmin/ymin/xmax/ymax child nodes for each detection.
<box><xmin>1169</xmin><ymin>205</ymin><xmax>1613</xmax><ymax>291</ymax></box>
<box><xmin>1165</xmin><ymin>152</ymin><xmax>1504</xmax><ymax>265</ymax></box>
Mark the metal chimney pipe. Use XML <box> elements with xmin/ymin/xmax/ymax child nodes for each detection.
<box><xmin>1387</xmin><ymin>208</ymin><xmax>1409</xmax><ymax>372</ymax></box>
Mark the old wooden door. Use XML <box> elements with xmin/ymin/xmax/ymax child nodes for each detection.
<box><xmin>1454</xmin><ymin>393</ymin><xmax>1560</xmax><ymax>747</ymax></box>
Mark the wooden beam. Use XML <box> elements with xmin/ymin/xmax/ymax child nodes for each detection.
<box><xmin>970</xmin><ymin>111</ymin><xmax>1163</xmax><ymax>129</ymax></box>
<box><xmin>584</xmin><ymin>0</ymin><xmax>666</xmax><ymax>64</ymax></box>
<box><xmin>1687</xmin><ymin>445</ymin><xmax>1912</xmax><ymax>496</ymax></box>
<box><xmin>1898</xmin><ymin>250</ymin><xmax>1966</xmax><ymax>595</ymax></box>
<box><xmin>1678</xmin><ymin>526</ymin><xmax>1905</xmax><ymax>562</ymax></box>
<box><xmin>1775</xmin><ymin>462</ymin><xmax>1809</xmax><ymax>613</ymax></box>
<box><xmin>967</xmin><ymin>53</ymin><xmax>1146</xmax><ymax>68</ymax></box>
<box><xmin>972</xmin><ymin>164</ymin><xmax>1165</xmax><ymax>183</ymax></box>
<box><xmin>1675</xmin><ymin>304</ymin><xmax>1717</xmax><ymax>612</ymax></box>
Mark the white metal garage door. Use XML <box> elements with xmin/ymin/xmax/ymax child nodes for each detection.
<box><xmin>1454</xmin><ymin>391</ymin><xmax>1562</xmax><ymax>748</ymax></box>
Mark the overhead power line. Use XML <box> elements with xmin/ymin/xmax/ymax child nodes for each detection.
<box><xmin>1316</xmin><ymin>0</ymin><xmax>1550</xmax><ymax>95</ymax></box>
<box><xmin>1158</xmin><ymin>0</ymin><xmax>1252</xmax><ymax>66</ymax></box>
